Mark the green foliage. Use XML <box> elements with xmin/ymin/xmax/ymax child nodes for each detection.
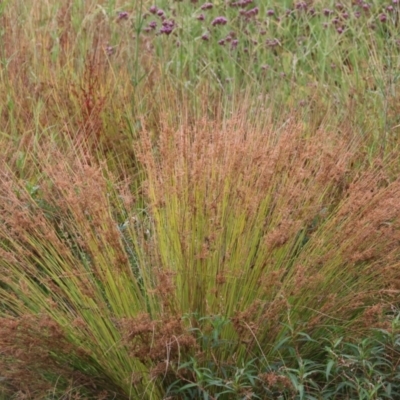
<box><xmin>166</xmin><ymin>313</ymin><xmax>400</xmax><ymax>400</ymax></box>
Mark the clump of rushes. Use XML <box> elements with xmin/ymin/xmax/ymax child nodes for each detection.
<box><xmin>0</xmin><ymin>141</ymin><xmax>196</xmax><ymax>398</ymax></box>
<box><xmin>1</xmin><ymin>106</ymin><xmax>400</xmax><ymax>398</ymax></box>
<box><xmin>136</xmin><ymin>109</ymin><xmax>400</xmax><ymax>375</ymax></box>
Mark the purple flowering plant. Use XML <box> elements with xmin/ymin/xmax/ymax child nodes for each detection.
<box><xmin>111</xmin><ymin>0</ymin><xmax>400</xmax><ymax>90</ymax></box>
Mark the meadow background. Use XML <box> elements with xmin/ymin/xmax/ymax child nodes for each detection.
<box><xmin>0</xmin><ymin>0</ymin><xmax>400</xmax><ymax>398</ymax></box>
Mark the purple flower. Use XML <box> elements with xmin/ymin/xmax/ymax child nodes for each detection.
<box><xmin>201</xmin><ymin>2</ymin><xmax>213</xmax><ymax>10</ymax></box>
<box><xmin>218</xmin><ymin>39</ymin><xmax>225</xmax><ymax>45</ymax></box>
<box><xmin>362</xmin><ymin>3</ymin><xmax>370</xmax><ymax>11</ymax></box>
<box><xmin>323</xmin><ymin>9</ymin><xmax>333</xmax><ymax>16</ymax></box>
<box><xmin>387</xmin><ymin>5</ymin><xmax>394</xmax><ymax>12</ymax></box>
<box><xmin>106</xmin><ymin>46</ymin><xmax>114</xmax><ymax>56</ymax></box>
<box><xmin>308</xmin><ymin>8</ymin><xmax>316</xmax><ymax>16</ymax></box>
<box><xmin>149</xmin><ymin>5</ymin><xmax>157</xmax><ymax>14</ymax></box>
<box><xmin>295</xmin><ymin>1</ymin><xmax>307</xmax><ymax>10</ymax></box>
<box><xmin>162</xmin><ymin>20</ymin><xmax>175</xmax><ymax>28</ymax></box>
<box><xmin>118</xmin><ymin>11</ymin><xmax>129</xmax><ymax>20</ymax></box>
<box><xmin>337</xmin><ymin>26</ymin><xmax>344</xmax><ymax>34</ymax></box>
<box><xmin>201</xmin><ymin>33</ymin><xmax>210</xmax><ymax>40</ymax></box>
<box><xmin>197</xmin><ymin>13</ymin><xmax>205</xmax><ymax>21</ymax></box>
<box><xmin>230</xmin><ymin>0</ymin><xmax>253</xmax><ymax>7</ymax></box>
<box><xmin>160</xmin><ymin>26</ymin><xmax>173</xmax><ymax>35</ymax></box>
<box><xmin>266</xmin><ymin>9</ymin><xmax>275</xmax><ymax>16</ymax></box>
<box><xmin>342</xmin><ymin>12</ymin><xmax>349</xmax><ymax>19</ymax></box>
<box><xmin>212</xmin><ymin>16</ymin><xmax>228</xmax><ymax>26</ymax></box>
<box><xmin>246</xmin><ymin>7</ymin><xmax>259</xmax><ymax>17</ymax></box>
<box><xmin>231</xmin><ymin>39</ymin><xmax>239</xmax><ymax>48</ymax></box>
<box><xmin>266</xmin><ymin>38</ymin><xmax>279</xmax><ymax>47</ymax></box>
<box><xmin>149</xmin><ymin>21</ymin><xmax>157</xmax><ymax>29</ymax></box>
<box><xmin>336</xmin><ymin>3</ymin><xmax>344</xmax><ymax>10</ymax></box>
<box><xmin>354</xmin><ymin>11</ymin><xmax>361</xmax><ymax>18</ymax></box>
<box><xmin>156</xmin><ymin>9</ymin><xmax>165</xmax><ymax>17</ymax></box>
<box><xmin>379</xmin><ymin>13</ymin><xmax>387</xmax><ymax>22</ymax></box>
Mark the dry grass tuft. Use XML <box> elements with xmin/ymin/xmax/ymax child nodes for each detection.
<box><xmin>136</xmin><ymin>109</ymin><xmax>400</xmax><ymax>359</ymax></box>
<box><xmin>1</xmin><ymin>104</ymin><xmax>400</xmax><ymax>397</ymax></box>
<box><xmin>0</xmin><ymin>141</ymin><xmax>190</xmax><ymax>398</ymax></box>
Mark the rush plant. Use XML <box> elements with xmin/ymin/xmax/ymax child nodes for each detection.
<box><xmin>1</xmin><ymin>111</ymin><xmax>400</xmax><ymax>398</ymax></box>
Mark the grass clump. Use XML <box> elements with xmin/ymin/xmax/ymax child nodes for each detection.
<box><xmin>1</xmin><ymin>111</ymin><xmax>400</xmax><ymax>398</ymax></box>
